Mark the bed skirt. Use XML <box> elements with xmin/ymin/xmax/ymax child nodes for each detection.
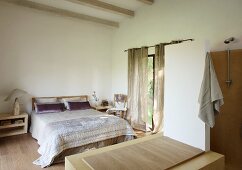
<box><xmin>53</xmin><ymin>135</ymin><xmax>135</xmax><ymax>164</ymax></box>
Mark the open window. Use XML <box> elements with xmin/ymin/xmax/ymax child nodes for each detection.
<box><xmin>148</xmin><ymin>54</ymin><xmax>155</xmax><ymax>128</ymax></box>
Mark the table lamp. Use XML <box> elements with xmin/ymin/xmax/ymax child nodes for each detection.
<box><xmin>4</xmin><ymin>89</ymin><xmax>28</xmax><ymax>115</ymax></box>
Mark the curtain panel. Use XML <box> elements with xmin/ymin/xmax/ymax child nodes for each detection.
<box><xmin>127</xmin><ymin>47</ymin><xmax>148</xmax><ymax>131</ymax></box>
<box><xmin>152</xmin><ymin>44</ymin><xmax>165</xmax><ymax>133</ymax></box>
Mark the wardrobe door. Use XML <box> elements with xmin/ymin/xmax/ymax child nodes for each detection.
<box><xmin>211</xmin><ymin>49</ymin><xmax>242</xmax><ymax>170</ymax></box>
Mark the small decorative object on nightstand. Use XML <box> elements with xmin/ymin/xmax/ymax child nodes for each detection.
<box><xmin>4</xmin><ymin>89</ymin><xmax>28</xmax><ymax>116</ymax></box>
<box><xmin>0</xmin><ymin>113</ymin><xmax>28</xmax><ymax>138</ymax></box>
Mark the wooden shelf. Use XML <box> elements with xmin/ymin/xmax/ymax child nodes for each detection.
<box><xmin>0</xmin><ymin>113</ymin><xmax>27</xmax><ymax>121</ymax></box>
<box><xmin>0</xmin><ymin>128</ymin><xmax>27</xmax><ymax>138</ymax></box>
<box><xmin>0</xmin><ymin>123</ymin><xmax>25</xmax><ymax>130</ymax></box>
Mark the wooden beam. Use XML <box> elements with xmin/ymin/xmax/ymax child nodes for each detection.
<box><xmin>67</xmin><ymin>0</ymin><xmax>134</xmax><ymax>17</ymax></box>
<box><xmin>4</xmin><ymin>0</ymin><xmax>119</xmax><ymax>27</ymax></box>
<box><xmin>138</xmin><ymin>0</ymin><xmax>154</xmax><ymax>5</ymax></box>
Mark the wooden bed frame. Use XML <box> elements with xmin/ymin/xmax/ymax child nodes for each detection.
<box><xmin>32</xmin><ymin>95</ymin><xmax>89</xmax><ymax>111</ymax></box>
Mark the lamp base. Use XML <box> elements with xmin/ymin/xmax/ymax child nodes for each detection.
<box><xmin>13</xmin><ymin>100</ymin><xmax>20</xmax><ymax>116</ymax></box>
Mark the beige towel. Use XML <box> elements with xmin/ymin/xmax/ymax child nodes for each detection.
<box><xmin>198</xmin><ymin>53</ymin><xmax>224</xmax><ymax>128</ymax></box>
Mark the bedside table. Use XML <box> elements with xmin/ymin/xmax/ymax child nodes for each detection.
<box><xmin>0</xmin><ymin>113</ymin><xmax>28</xmax><ymax>138</ymax></box>
<box><xmin>94</xmin><ymin>105</ymin><xmax>112</xmax><ymax>112</ymax></box>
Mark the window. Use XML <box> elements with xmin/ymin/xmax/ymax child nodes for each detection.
<box><xmin>148</xmin><ymin>54</ymin><xmax>155</xmax><ymax>128</ymax></box>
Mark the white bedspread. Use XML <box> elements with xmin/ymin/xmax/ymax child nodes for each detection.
<box><xmin>30</xmin><ymin>109</ymin><xmax>135</xmax><ymax>168</ymax></box>
<box><xmin>30</xmin><ymin>109</ymin><xmax>105</xmax><ymax>144</ymax></box>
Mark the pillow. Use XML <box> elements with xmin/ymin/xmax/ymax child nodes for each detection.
<box><xmin>61</xmin><ymin>97</ymin><xmax>87</xmax><ymax>109</ymax></box>
<box><xmin>35</xmin><ymin>98</ymin><xmax>58</xmax><ymax>104</ymax></box>
<box><xmin>35</xmin><ymin>103</ymin><xmax>65</xmax><ymax>114</ymax></box>
<box><xmin>67</xmin><ymin>101</ymin><xmax>91</xmax><ymax>111</ymax></box>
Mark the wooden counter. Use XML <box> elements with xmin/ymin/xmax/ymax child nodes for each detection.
<box><xmin>65</xmin><ymin>134</ymin><xmax>224</xmax><ymax>170</ymax></box>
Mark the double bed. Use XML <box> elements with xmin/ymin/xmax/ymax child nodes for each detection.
<box><xmin>29</xmin><ymin>95</ymin><xmax>136</xmax><ymax>168</ymax></box>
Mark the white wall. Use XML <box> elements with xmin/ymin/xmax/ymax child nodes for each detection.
<box><xmin>164</xmin><ymin>41</ymin><xmax>206</xmax><ymax>150</ymax></box>
<box><xmin>111</xmin><ymin>0</ymin><xmax>242</xmax><ymax>150</ymax></box>
<box><xmin>0</xmin><ymin>2</ymin><xmax>114</xmax><ymax>113</ymax></box>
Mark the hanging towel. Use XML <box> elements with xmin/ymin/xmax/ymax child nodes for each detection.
<box><xmin>198</xmin><ymin>52</ymin><xmax>224</xmax><ymax>128</ymax></box>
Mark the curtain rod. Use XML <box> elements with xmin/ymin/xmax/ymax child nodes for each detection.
<box><xmin>124</xmin><ymin>38</ymin><xmax>194</xmax><ymax>52</ymax></box>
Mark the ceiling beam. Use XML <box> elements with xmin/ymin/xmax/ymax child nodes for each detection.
<box><xmin>67</xmin><ymin>0</ymin><xmax>134</xmax><ymax>17</ymax></box>
<box><xmin>4</xmin><ymin>0</ymin><xmax>119</xmax><ymax>27</ymax></box>
<box><xmin>137</xmin><ymin>0</ymin><xmax>154</xmax><ymax>5</ymax></box>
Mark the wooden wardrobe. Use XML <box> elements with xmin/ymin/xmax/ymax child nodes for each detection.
<box><xmin>211</xmin><ymin>49</ymin><xmax>242</xmax><ymax>170</ymax></box>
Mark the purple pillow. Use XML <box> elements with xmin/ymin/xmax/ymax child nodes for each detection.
<box><xmin>68</xmin><ymin>101</ymin><xmax>91</xmax><ymax>111</ymax></box>
<box><xmin>35</xmin><ymin>103</ymin><xmax>65</xmax><ymax>114</ymax></box>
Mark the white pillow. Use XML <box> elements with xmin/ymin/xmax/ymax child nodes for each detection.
<box><xmin>61</xmin><ymin>97</ymin><xmax>86</xmax><ymax>110</ymax></box>
<box><xmin>35</xmin><ymin>98</ymin><xmax>58</xmax><ymax>104</ymax></box>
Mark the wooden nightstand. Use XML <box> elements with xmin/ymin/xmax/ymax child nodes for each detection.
<box><xmin>0</xmin><ymin>113</ymin><xmax>28</xmax><ymax>138</ymax></box>
<box><xmin>94</xmin><ymin>105</ymin><xmax>112</xmax><ymax>112</ymax></box>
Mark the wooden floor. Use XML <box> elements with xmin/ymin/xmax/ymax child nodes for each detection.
<box><xmin>0</xmin><ymin>131</ymin><xmax>147</xmax><ymax>170</ymax></box>
<box><xmin>0</xmin><ymin>133</ymin><xmax>64</xmax><ymax>170</ymax></box>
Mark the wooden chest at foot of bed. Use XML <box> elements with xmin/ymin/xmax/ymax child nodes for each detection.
<box><xmin>65</xmin><ymin>133</ymin><xmax>224</xmax><ymax>170</ymax></box>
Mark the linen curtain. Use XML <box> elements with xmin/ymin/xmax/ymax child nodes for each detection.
<box><xmin>152</xmin><ymin>44</ymin><xmax>165</xmax><ymax>133</ymax></box>
<box><xmin>127</xmin><ymin>47</ymin><xmax>148</xmax><ymax>131</ymax></box>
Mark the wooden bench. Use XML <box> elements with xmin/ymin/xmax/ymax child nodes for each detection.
<box><xmin>65</xmin><ymin>134</ymin><xmax>224</xmax><ymax>170</ymax></box>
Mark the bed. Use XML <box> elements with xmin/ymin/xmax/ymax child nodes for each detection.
<box><xmin>30</xmin><ymin>95</ymin><xmax>136</xmax><ymax>168</ymax></box>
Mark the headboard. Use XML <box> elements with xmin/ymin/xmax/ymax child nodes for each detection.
<box><xmin>32</xmin><ymin>95</ymin><xmax>89</xmax><ymax>111</ymax></box>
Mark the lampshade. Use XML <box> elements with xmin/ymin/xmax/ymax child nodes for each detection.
<box><xmin>4</xmin><ymin>89</ymin><xmax>28</xmax><ymax>101</ymax></box>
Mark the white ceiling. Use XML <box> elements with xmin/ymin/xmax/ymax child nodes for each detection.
<box><xmin>29</xmin><ymin>0</ymin><xmax>147</xmax><ymax>23</ymax></box>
